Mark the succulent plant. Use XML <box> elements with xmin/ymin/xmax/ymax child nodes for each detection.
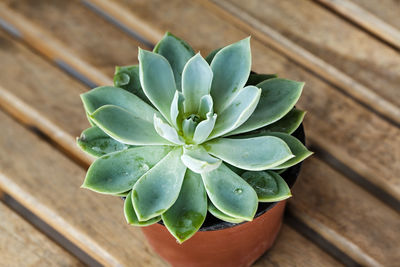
<box><xmin>77</xmin><ymin>32</ymin><xmax>312</xmax><ymax>243</ymax></box>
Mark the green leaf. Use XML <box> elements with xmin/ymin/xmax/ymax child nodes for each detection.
<box><xmin>266</xmin><ymin>132</ymin><xmax>313</xmax><ymax>169</ymax></box>
<box><xmin>208</xmin><ymin>201</ymin><xmax>244</xmax><ymax>224</ymax></box>
<box><xmin>170</xmin><ymin>91</ymin><xmax>185</xmax><ymax>130</ymax></box>
<box><xmin>182</xmin><ymin>53</ymin><xmax>213</xmax><ymax>114</ymax></box>
<box><xmin>241</xmin><ymin>171</ymin><xmax>291</xmax><ymax>202</ymax></box>
<box><xmin>205</xmin><ymin>47</ymin><xmax>222</xmax><ymax>64</ymax></box>
<box><xmin>113</xmin><ymin>65</ymin><xmax>151</xmax><ymax>105</ymax></box>
<box><xmin>81</xmin><ymin>86</ymin><xmax>157</xmax><ymax>123</ymax></box>
<box><xmin>113</xmin><ymin>190</ymin><xmax>130</xmax><ymax>197</ymax></box>
<box><xmin>209</xmin><ymin>86</ymin><xmax>261</xmax><ymax>139</ymax></box>
<box><xmin>210</xmin><ymin>37</ymin><xmax>251</xmax><ymax>112</ymax></box>
<box><xmin>77</xmin><ymin>126</ymin><xmax>130</xmax><ymax>158</ymax></box>
<box><xmin>82</xmin><ymin>146</ymin><xmax>172</xmax><ymax>194</ymax></box>
<box><xmin>91</xmin><ymin>105</ymin><xmax>172</xmax><ymax>145</ymax></box>
<box><xmin>181</xmin><ymin>145</ymin><xmax>221</xmax><ymax>173</ymax></box>
<box><xmin>162</xmin><ymin>170</ymin><xmax>207</xmax><ymax>243</ymax></box>
<box><xmin>246</xmin><ymin>73</ymin><xmax>278</xmax><ymax>86</ymax></box>
<box><xmin>257</xmin><ymin>108</ymin><xmax>305</xmax><ymax>134</ymax></box>
<box><xmin>182</xmin><ymin>116</ymin><xmax>197</xmax><ymax>141</ymax></box>
<box><xmin>132</xmin><ymin>148</ymin><xmax>187</xmax><ymax>221</ymax></box>
<box><xmin>153</xmin><ymin>32</ymin><xmax>195</xmax><ymax>90</ymax></box>
<box><xmin>205</xmin><ymin>136</ymin><xmax>294</xmax><ymax>171</ymax></box>
<box><xmin>153</xmin><ymin>114</ymin><xmax>185</xmax><ymax>145</ymax></box>
<box><xmin>228</xmin><ymin>78</ymin><xmax>304</xmax><ymax>135</ymax></box>
<box><xmin>192</xmin><ymin>112</ymin><xmax>217</xmax><ymax>144</ymax></box>
<box><xmin>139</xmin><ymin>48</ymin><xmax>177</xmax><ymax>123</ymax></box>
<box><xmin>201</xmin><ymin>163</ymin><xmax>258</xmax><ymax>221</ymax></box>
<box><xmin>124</xmin><ymin>191</ymin><xmax>161</xmax><ymax>226</ymax></box>
<box><xmin>198</xmin><ymin>95</ymin><xmax>213</xmax><ymax>119</ymax></box>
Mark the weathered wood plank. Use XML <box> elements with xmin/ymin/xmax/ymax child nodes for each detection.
<box><xmin>255</xmin><ymin>225</ymin><xmax>341</xmax><ymax>267</ymax></box>
<box><xmin>0</xmin><ymin>30</ymin><xmax>93</xmax><ymax>165</ymax></box>
<box><xmin>316</xmin><ymin>0</ymin><xmax>400</xmax><ymax>50</ymax></box>
<box><xmin>81</xmin><ymin>0</ymin><xmax>400</xmax><ymax>205</ymax></box>
<box><xmin>290</xmin><ymin>158</ymin><xmax>400</xmax><ymax>266</ymax></box>
<box><xmin>208</xmin><ymin>0</ymin><xmax>400</xmax><ymax>124</ymax></box>
<box><xmin>0</xmin><ymin>0</ymin><xmax>148</xmax><ymax>86</ymax></box>
<box><xmin>0</xmin><ymin>201</ymin><xmax>83</xmax><ymax>266</ymax></box>
<box><xmin>0</xmin><ymin>110</ymin><xmax>340</xmax><ymax>266</ymax></box>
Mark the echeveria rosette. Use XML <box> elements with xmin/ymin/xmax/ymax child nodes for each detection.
<box><xmin>77</xmin><ymin>32</ymin><xmax>312</xmax><ymax>243</ymax></box>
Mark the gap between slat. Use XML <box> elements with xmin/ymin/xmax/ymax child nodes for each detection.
<box><xmin>1</xmin><ymin>194</ymin><xmax>102</xmax><ymax>267</ymax></box>
<box><xmin>314</xmin><ymin>0</ymin><xmax>400</xmax><ymax>51</ymax></box>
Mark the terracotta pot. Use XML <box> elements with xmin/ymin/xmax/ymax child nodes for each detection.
<box><xmin>142</xmin><ymin>200</ymin><xmax>286</xmax><ymax>267</ymax></box>
<box><xmin>141</xmin><ymin>125</ymin><xmax>305</xmax><ymax>267</ymax></box>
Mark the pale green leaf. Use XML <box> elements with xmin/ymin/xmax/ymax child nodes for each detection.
<box><xmin>205</xmin><ymin>47</ymin><xmax>222</xmax><ymax>64</ymax></box>
<box><xmin>81</xmin><ymin>86</ymin><xmax>157</xmax><ymax>123</ymax></box>
<box><xmin>82</xmin><ymin>146</ymin><xmax>172</xmax><ymax>194</ymax></box>
<box><xmin>182</xmin><ymin>53</ymin><xmax>213</xmax><ymax>114</ymax></box>
<box><xmin>91</xmin><ymin>105</ymin><xmax>172</xmax><ymax>145</ymax></box>
<box><xmin>246</xmin><ymin>73</ymin><xmax>278</xmax><ymax>86</ymax></box>
<box><xmin>124</xmin><ymin>191</ymin><xmax>161</xmax><ymax>226</ymax></box>
<box><xmin>162</xmin><ymin>170</ymin><xmax>207</xmax><ymax>243</ymax></box>
<box><xmin>257</xmin><ymin>108</ymin><xmax>305</xmax><ymax>134</ymax></box>
<box><xmin>197</xmin><ymin>95</ymin><xmax>213</xmax><ymax>119</ymax></box>
<box><xmin>113</xmin><ymin>65</ymin><xmax>151</xmax><ymax>105</ymax></box>
<box><xmin>77</xmin><ymin>126</ymin><xmax>130</xmax><ymax>158</ymax></box>
<box><xmin>192</xmin><ymin>112</ymin><xmax>217</xmax><ymax>144</ymax></box>
<box><xmin>210</xmin><ymin>37</ymin><xmax>251</xmax><ymax>112</ymax></box>
<box><xmin>153</xmin><ymin>114</ymin><xmax>185</xmax><ymax>145</ymax></box>
<box><xmin>181</xmin><ymin>145</ymin><xmax>221</xmax><ymax>173</ymax></box>
<box><xmin>266</xmin><ymin>132</ymin><xmax>313</xmax><ymax>169</ymax></box>
<box><xmin>153</xmin><ymin>32</ymin><xmax>195</xmax><ymax>90</ymax></box>
<box><xmin>241</xmin><ymin>171</ymin><xmax>291</xmax><ymax>202</ymax></box>
<box><xmin>170</xmin><ymin>91</ymin><xmax>185</xmax><ymax>130</ymax></box>
<box><xmin>139</xmin><ymin>48</ymin><xmax>176</xmax><ymax>122</ymax></box>
<box><xmin>208</xmin><ymin>201</ymin><xmax>244</xmax><ymax>224</ymax></box>
<box><xmin>205</xmin><ymin>136</ymin><xmax>293</xmax><ymax>171</ymax></box>
<box><xmin>201</xmin><ymin>163</ymin><xmax>258</xmax><ymax>220</ymax></box>
<box><xmin>132</xmin><ymin>148</ymin><xmax>187</xmax><ymax>220</ymax></box>
<box><xmin>229</xmin><ymin>78</ymin><xmax>304</xmax><ymax>135</ymax></box>
<box><xmin>182</xmin><ymin>116</ymin><xmax>197</xmax><ymax>141</ymax></box>
<box><xmin>209</xmin><ymin>86</ymin><xmax>261</xmax><ymax>138</ymax></box>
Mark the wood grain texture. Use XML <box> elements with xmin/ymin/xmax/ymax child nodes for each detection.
<box><xmin>0</xmin><ymin>30</ymin><xmax>93</xmax><ymax>166</ymax></box>
<box><xmin>83</xmin><ymin>0</ymin><xmax>400</xmax><ymax>205</ymax></box>
<box><xmin>209</xmin><ymin>0</ymin><xmax>400</xmax><ymax>124</ymax></box>
<box><xmin>316</xmin><ymin>0</ymin><xmax>400</xmax><ymax>49</ymax></box>
<box><xmin>0</xmin><ymin>0</ymin><xmax>148</xmax><ymax>86</ymax></box>
<box><xmin>0</xmin><ymin>201</ymin><xmax>82</xmax><ymax>266</ymax></box>
<box><xmin>290</xmin><ymin>158</ymin><xmax>400</xmax><ymax>267</ymax></box>
<box><xmin>254</xmin><ymin>225</ymin><xmax>341</xmax><ymax>267</ymax></box>
<box><xmin>0</xmin><ymin>110</ymin><xmax>341</xmax><ymax>267</ymax></box>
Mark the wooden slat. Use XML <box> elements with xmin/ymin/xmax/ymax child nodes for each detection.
<box><xmin>316</xmin><ymin>0</ymin><xmax>400</xmax><ymax>50</ymax></box>
<box><xmin>0</xmin><ymin>110</ymin><xmax>341</xmax><ymax>266</ymax></box>
<box><xmin>0</xmin><ymin>201</ymin><xmax>82</xmax><ymax>266</ymax></box>
<box><xmin>0</xmin><ymin>30</ymin><xmax>93</xmax><ymax>166</ymax></box>
<box><xmin>206</xmin><ymin>0</ymin><xmax>400</xmax><ymax>125</ymax></box>
<box><xmin>255</xmin><ymin>225</ymin><xmax>341</xmax><ymax>267</ymax></box>
<box><xmin>77</xmin><ymin>0</ymin><xmax>400</xmax><ymax>206</ymax></box>
<box><xmin>0</xmin><ymin>0</ymin><xmax>148</xmax><ymax>86</ymax></box>
<box><xmin>290</xmin><ymin>158</ymin><xmax>400</xmax><ymax>266</ymax></box>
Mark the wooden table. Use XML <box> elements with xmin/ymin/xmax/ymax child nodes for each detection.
<box><xmin>0</xmin><ymin>0</ymin><xmax>399</xmax><ymax>266</ymax></box>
